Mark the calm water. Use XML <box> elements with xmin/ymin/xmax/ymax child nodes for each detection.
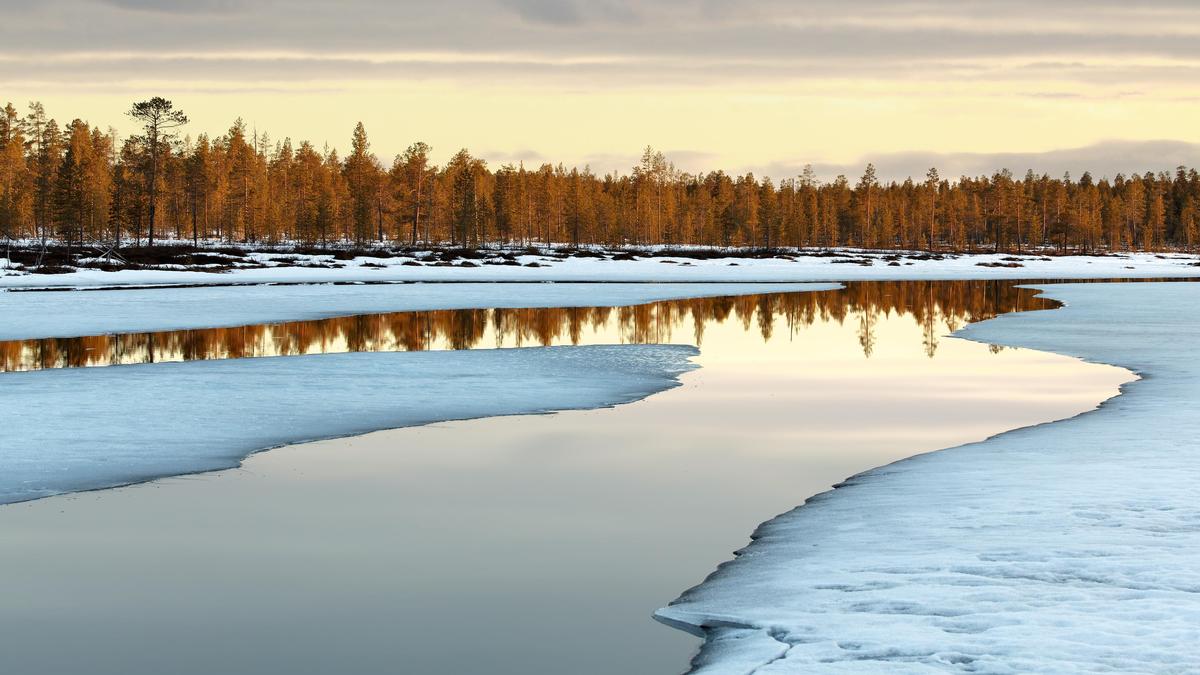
<box><xmin>2</xmin><ymin>280</ymin><xmax>1048</xmax><ymax>372</ymax></box>
<box><xmin>0</xmin><ymin>281</ymin><xmax>1129</xmax><ymax>675</ymax></box>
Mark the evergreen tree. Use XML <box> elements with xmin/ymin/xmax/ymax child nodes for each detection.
<box><xmin>126</xmin><ymin>97</ymin><xmax>187</xmax><ymax>246</ymax></box>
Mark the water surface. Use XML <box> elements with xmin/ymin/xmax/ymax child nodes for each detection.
<box><xmin>4</xmin><ymin>280</ymin><xmax>1045</xmax><ymax>372</ymax></box>
<box><xmin>0</xmin><ymin>281</ymin><xmax>1130</xmax><ymax>675</ymax></box>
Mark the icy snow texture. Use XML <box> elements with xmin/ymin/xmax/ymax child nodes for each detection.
<box><xmin>0</xmin><ymin>282</ymin><xmax>825</xmax><ymax>341</ymax></box>
<box><xmin>0</xmin><ymin>345</ymin><xmax>697</xmax><ymax>505</ymax></box>
<box><xmin>656</xmin><ymin>282</ymin><xmax>1200</xmax><ymax>674</ymax></box>
<box><xmin>1</xmin><ymin>251</ymin><xmax>1197</xmax><ymax>290</ymax></box>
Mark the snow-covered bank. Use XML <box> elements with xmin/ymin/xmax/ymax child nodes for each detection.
<box><xmin>2</xmin><ymin>250</ymin><xmax>1197</xmax><ymax>289</ymax></box>
<box><xmin>0</xmin><ymin>345</ymin><xmax>697</xmax><ymax>505</ymax></box>
<box><xmin>0</xmin><ymin>282</ymin><xmax>829</xmax><ymax>341</ymax></box>
<box><xmin>655</xmin><ymin>282</ymin><xmax>1200</xmax><ymax>673</ymax></box>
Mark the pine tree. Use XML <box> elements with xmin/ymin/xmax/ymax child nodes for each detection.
<box><xmin>126</xmin><ymin>97</ymin><xmax>187</xmax><ymax>247</ymax></box>
<box><xmin>1145</xmin><ymin>178</ymin><xmax>1165</xmax><ymax>251</ymax></box>
<box><xmin>343</xmin><ymin>122</ymin><xmax>381</xmax><ymax>245</ymax></box>
<box><xmin>393</xmin><ymin>141</ymin><xmax>431</xmax><ymax>246</ymax></box>
<box><xmin>1182</xmin><ymin>197</ymin><xmax>1198</xmax><ymax>251</ymax></box>
<box><xmin>185</xmin><ymin>135</ymin><xmax>211</xmax><ymax>245</ymax></box>
<box><xmin>856</xmin><ymin>164</ymin><xmax>878</xmax><ymax>247</ymax></box>
<box><xmin>30</xmin><ymin>114</ymin><xmax>64</xmax><ymax>251</ymax></box>
<box><xmin>0</xmin><ymin>103</ymin><xmax>29</xmax><ymax>244</ymax></box>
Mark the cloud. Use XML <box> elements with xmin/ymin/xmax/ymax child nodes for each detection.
<box><xmin>500</xmin><ymin>0</ymin><xmax>583</xmax><ymax>26</ymax></box>
<box><xmin>6</xmin><ymin>0</ymin><xmax>1198</xmax><ymax>61</ymax></box>
<box><xmin>761</xmin><ymin>141</ymin><xmax>1200</xmax><ymax>183</ymax></box>
<box><xmin>5</xmin><ymin>48</ymin><xmax>1199</xmax><ymax>93</ymax></box>
<box><xmin>477</xmin><ymin>148</ymin><xmax>548</xmax><ymax>166</ymax></box>
<box><xmin>465</xmin><ymin>143</ymin><xmax>1200</xmax><ymax>181</ymax></box>
<box><xmin>499</xmin><ymin>0</ymin><xmax>642</xmax><ymax>26</ymax></box>
<box><xmin>94</xmin><ymin>0</ymin><xmax>241</xmax><ymax>13</ymax></box>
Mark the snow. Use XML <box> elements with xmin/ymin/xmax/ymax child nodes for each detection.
<box><xmin>655</xmin><ymin>281</ymin><xmax>1200</xmax><ymax>673</ymax></box>
<box><xmin>0</xmin><ymin>344</ymin><xmax>697</xmax><ymax>505</ymax></box>
<box><xmin>1</xmin><ymin>250</ymin><xmax>1197</xmax><ymax>290</ymax></box>
<box><xmin>0</xmin><ymin>282</ymin><xmax>829</xmax><ymax>341</ymax></box>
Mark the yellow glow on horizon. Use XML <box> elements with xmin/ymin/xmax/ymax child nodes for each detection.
<box><xmin>8</xmin><ymin>74</ymin><xmax>1200</xmax><ymax>176</ymax></box>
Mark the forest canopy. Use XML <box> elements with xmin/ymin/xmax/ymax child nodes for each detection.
<box><xmin>1</xmin><ymin>99</ymin><xmax>1197</xmax><ymax>253</ymax></box>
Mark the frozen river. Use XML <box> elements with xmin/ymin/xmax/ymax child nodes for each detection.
<box><xmin>0</xmin><ymin>281</ymin><xmax>1130</xmax><ymax>674</ymax></box>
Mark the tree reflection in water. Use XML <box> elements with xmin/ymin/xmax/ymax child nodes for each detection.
<box><xmin>0</xmin><ymin>281</ymin><xmax>1053</xmax><ymax>373</ymax></box>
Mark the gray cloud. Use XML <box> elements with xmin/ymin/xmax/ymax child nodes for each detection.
<box><xmin>0</xmin><ymin>52</ymin><xmax>1058</xmax><ymax>88</ymax></box>
<box><xmin>476</xmin><ymin>148</ymin><xmax>548</xmax><ymax>166</ymax></box>
<box><xmin>500</xmin><ymin>0</ymin><xmax>583</xmax><ymax>26</ymax></box>
<box><xmin>5</xmin><ymin>0</ymin><xmax>1200</xmax><ymax>174</ymax></box>
<box><xmin>470</xmin><ymin>142</ymin><xmax>1200</xmax><ymax>181</ymax></box>
<box><xmin>500</xmin><ymin>0</ymin><xmax>642</xmax><ymax>26</ymax></box>
<box><xmin>6</xmin><ymin>0</ymin><xmax>1200</xmax><ymax>62</ymax></box>
<box><xmin>761</xmin><ymin>141</ymin><xmax>1200</xmax><ymax>184</ymax></box>
<box><xmin>2</xmin><ymin>48</ymin><xmax>1198</xmax><ymax>92</ymax></box>
<box><xmin>94</xmin><ymin>0</ymin><xmax>241</xmax><ymax>13</ymax></box>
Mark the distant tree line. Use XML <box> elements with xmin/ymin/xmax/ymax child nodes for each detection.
<box><xmin>1</xmin><ymin>99</ymin><xmax>1198</xmax><ymax>253</ymax></box>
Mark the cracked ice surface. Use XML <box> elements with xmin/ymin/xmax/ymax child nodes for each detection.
<box><xmin>0</xmin><ymin>345</ymin><xmax>696</xmax><ymax>505</ymax></box>
<box><xmin>656</xmin><ymin>282</ymin><xmax>1200</xmax><ymax>674</ymax></box>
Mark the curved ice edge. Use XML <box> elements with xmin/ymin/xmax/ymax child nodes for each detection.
<box><xmin>653</xmin><ymin>282</ymin><xmax>1179</xmax><ymax>674</ymax></box>
<box><xmin>0</xmin><ymin>281</ymin><xmax>840</xmax><ymax>342</ymax></box>
<box><xmin>0</xmin><ymin>343</ymin><xmax>700</xmax><ymax>506</ymax></box>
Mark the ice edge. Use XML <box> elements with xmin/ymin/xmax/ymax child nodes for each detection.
<box><xmin>653</xmin><ymin>282</ymin><xmax>1158</xmax><ymax>674</ymax></box>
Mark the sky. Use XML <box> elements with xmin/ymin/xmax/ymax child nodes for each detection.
<box><xmin>5</xmin><ymin>0</ymin><xmax>1200</xmax><ymax>180</ymax></box>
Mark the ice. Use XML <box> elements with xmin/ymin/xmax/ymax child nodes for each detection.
<box><xmin>1</xmin><ymin>250</ymin><xmax>1197</xmax><ymax>290</ymax></box>
<box><xmin>0</xmin><ymin>281</ymin><xmax>831</xmax><ymax>504</ymax></box>
<box><xmin>0</xmin><ymin>344</ymin><xmax>697</xmax><ymax>505</ymax></box>
<box><xmin>0</xmin><ymin>282</ymin><xmax>829</xmax><ymax>341</ymax></box>
<box><xmin>656</xmin><ymin>282</ymin><xmax>1200</xmax><ymax>673</ymax></box>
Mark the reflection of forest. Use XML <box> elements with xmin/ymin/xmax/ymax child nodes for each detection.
<box><xmin>1</xmin><ymin>281</ymin><xmax>1052</xmax><ymax>372</ymax></box>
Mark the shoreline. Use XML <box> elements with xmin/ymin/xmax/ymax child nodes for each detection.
<box><xmin>0</xmin><ymin>281</ymin><xmax>832</xmax><ymax>342</ymax></box>
<box><xmin>4</xmin><ymin>247</ymin><xmax>1198</xmax><ymax>290</ymax></box>
<box><xmin>655</xmin><ymin>281</ymin><xmax>1200</xmax><ymax>673</ymax></box>
<box><xmin>0</xmin><ymin>344</ymin><xmax>700</xmax><ymax>506</ymax></box>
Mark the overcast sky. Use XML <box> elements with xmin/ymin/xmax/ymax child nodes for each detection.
<box><xmin>5</xmin><ymin>0</ymin><xmax>1200</xmax><ymax>180</ymax></box>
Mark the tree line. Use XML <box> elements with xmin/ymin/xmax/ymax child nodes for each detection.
<box><xmin>1</xmin><ymin>98</ymin><xmax>1198</xmax><ymax>254</ymax></box>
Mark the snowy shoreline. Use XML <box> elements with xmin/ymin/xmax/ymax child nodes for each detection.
<box><xmin>0</xmin><ymin>345</ymin><xmax>699</xmax><ymax>506</ymax></box>
<box><xmin>655</xmin><ymin>282</ymin><xmax>1200</xmax><ymax>673</ymax></box>
<box><xmin>0</xmin><ymin>282</ymin><xmax>831</xmax><ymax>341</ymax></box>
<box><xmin>2</xmin><ymin>249</ymin><xmax>1198</xmax><ymax>290</ymax></box>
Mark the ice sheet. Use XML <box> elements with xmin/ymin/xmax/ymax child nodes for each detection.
<box><xmin>656</xmin><ymin>282</ymin><xmax>1200</xmax><ymax>673</ymax></box>
<box><xmin>0</xmin><ymin>345</ymin><xmax>697</xmax><ymax>505</ymax></box>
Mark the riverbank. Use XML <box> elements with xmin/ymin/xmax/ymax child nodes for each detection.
<box><xmin>656</xmin><ymin>282</ymin><xmax>1200</xmax><ymax>673</ymax></box>
<box><xmin>2</xmin><ymin>245</ymin><xmax>1197</xmax><ymax>289</ymax></box>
